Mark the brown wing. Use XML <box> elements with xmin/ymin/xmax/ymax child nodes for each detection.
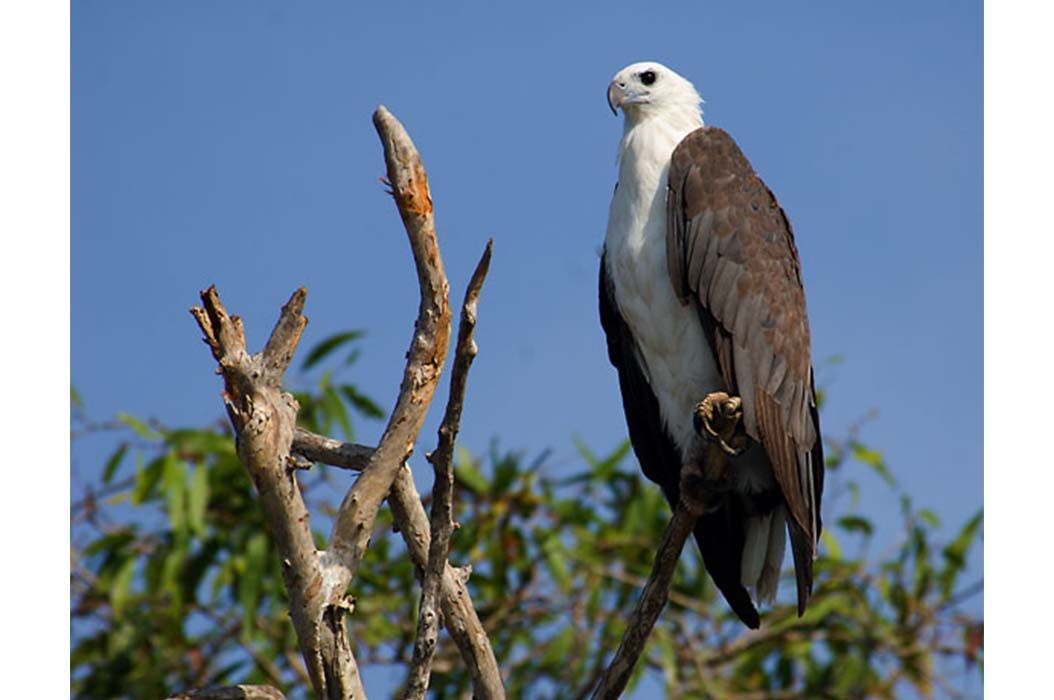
<box><xmin>600</xmin><ymin>254</ymin><xmax>761</xmax><ymax>628</ymax></box>
<box><xmin>666</xmin><ymin>126</ymin><xmax>825</xmax><ymax>613</ymax></box>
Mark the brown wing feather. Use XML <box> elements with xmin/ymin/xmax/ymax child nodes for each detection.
<box><xmin>667</xmin><ymin>126</ymin><xmax>825</xmax><ymax>610</ymax></box>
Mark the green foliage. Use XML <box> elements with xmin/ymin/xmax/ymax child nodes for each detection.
<box><xmin>71</xmin><ymin>335</ymin><xmax>983</xmax><ymax>699</ymax></box>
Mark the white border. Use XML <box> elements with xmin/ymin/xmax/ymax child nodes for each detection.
<box><xmin>0</xmin><ymin>0</ymin><xmax>70</xmax><ymax>693</ymax></box>
<box><xmin>986</xmin><ymin>1</ymin><xmax>1054</xmax><ymax>697</ymax></box>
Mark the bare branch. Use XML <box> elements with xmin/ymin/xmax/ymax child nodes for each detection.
<box><xmin>193</xmin><ymin>107</ymin><xmax>504</xmax><ymax>700</ymax></box>
<box><xmin>190</xmin><ymin>288</ymin><xmax>365</xmax><ymax>700</ymax></box>
<box><xmin>326</xmin><ymin>104</ymin><xmax>451</xmax><ymax>578</ymax></box>
<box><xmin>590</xmin><ymin>392</ymin><xmax>743</xmax><ymax>700</ymax></box>
<box><xmin>303</xmin><ymin>104</ymin><xmax>453</xmax><ymax>698</ymax></box>
<box><xmin>405</xmin><ymin>240</ymin><xmax>493</xmax><ymax>699</ymax></box>
<box><xmin>293</xmin><ymin>429</ymin><xmax>374</xmax><ymax>471</ymax></box>
<box><xmin>166</xmin><ymin>686</ymin><xmax>285</xmax><ymax>700</ymax></box>
<box><xmin>292</xmin><ymin>428</ymin><xmax>506</xmax><ymax>699</ymax></box>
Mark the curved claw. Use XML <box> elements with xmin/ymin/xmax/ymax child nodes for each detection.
<box><xmin>711</xmin><ymin>434</ymin><xmax>746</xmax><ymax>457</ymax></box>
<box><xmin>693</xmin><ymin>392</ymin><xmax>747</xmax><ymax>457</ymax></box>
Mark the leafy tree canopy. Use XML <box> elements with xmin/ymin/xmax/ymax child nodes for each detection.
<box><xmin>71</xmin><ymin>331</ymin><xmax>982</xmax><ymax>699</ymax></box>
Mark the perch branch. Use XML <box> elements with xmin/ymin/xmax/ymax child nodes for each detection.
<box><xmin>190</xmin><ymin>288</ymin><xmax>366</xmax><ymax>700</ymax></box>
<box><xmin>590</xmin><ymin>391</ymin><xmax>743</xmax><ymax>700</ymax></box>
<box><xmin>404</xmin><ymin>240</ymin><xmax>493</xmax><ymax>700</ymax></box>
<box><xmin>292</xmin><ymin>427</ymin><xmax>506</xmax><ymax>699</ymax></box>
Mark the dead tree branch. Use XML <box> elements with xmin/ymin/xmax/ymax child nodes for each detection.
<box><xmin>193</xmin><ymin>105</ymin><xmax>506</xmax><ymax>700</ymax></box>
<box><xmin>292</xmin><ymin>427</ymin><xmax>506</xmax><ymax>699</ymax></box>
<box><xmin>190</xmin><ymin>288</ymin><xmax>366</xmax><ymax>699</ymax></box>
<box><xmin>590</xmin><ymin>392</ymin><xmax>744</xmax><ymax>700</ymax></box>
<box><xmin>166</xmin><ymin>686</ymin><xmax>286</xmax><ymax>700</ymax></box>
<box><xmin>404</xmin><ymin>240</ymin><xmax>493</xmax><ymax>700</ymax></box>
<box><xmin>303</xmin><ymin>104</ymin><xmax>451</xmax><ymax>697</ymax></box>
<box><xmin>325</xmin><ymin>104</ymin><xmax>450</xmax><ymax>580</ymax></box>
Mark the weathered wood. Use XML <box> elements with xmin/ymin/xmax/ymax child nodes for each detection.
<box><xmin>193</xmin><ymin>105</ymin><xmax>505</xmax><ymax>700</ymax></box>
<box><xmin>191</xmin><ymin>288</ymin><xmax>366</xmax><ymax>700</ymax></box>
<box><xmin>293</xmin><ymin>428</ymin><xmax>506</xmax><ymax>700</ymax></box>
<box><xmin>326</xmin><ymin>105</ymin><xmax>450</xmax><ymax>581</ymax></box>
<box><xmin>166</xmin><ymin>685</ymin><xmax>286</xmax><ymax>700</ymax></box>
<box><xmin>404</xmin><ymin>240</ymin><xmax>493</xmax><ymax>700</ymax></box>
<box><xmin>313</xmin><ymin>104</ymin><xmax>452</xmax><ymax>699</ymax></box>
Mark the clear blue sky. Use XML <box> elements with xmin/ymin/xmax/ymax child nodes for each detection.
<box><xmin>72</xmin><ymin>1</ymin><xmax>981</xmax><ymax>695</ymax></box>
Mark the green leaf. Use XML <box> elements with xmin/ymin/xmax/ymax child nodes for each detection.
<box><xmin>163</xmin><ymin>453</ymin><xmax>187</xmax><ymax>536</ymax></box>
<box><xmin>340</xmin><ymin>384</ymin><xmax>385</xmax><ymax>419</ymax></box>
<box><xmin>117</xmin><ymin>412</ymin><xmax>162</xmax><ymax>441</ymax></box>
<box><xmin>343</xmin><ymin>348</ymin><xmax>362</xmax><ymax>366</ymax></box>
<box><xmin>833</xmin><ymin>654</ymin><xmax>871</xmax><ymax>695</ymax></box>
<box><xmin>161</xmin><ymin>544</ymin><xmax>188</xmax><ymax>614</ymax></box>
<box><xmin>940</xmin><ymin>510</ymin><xmax>983</xmax><ymax>597</ymax></box>
<box><xmin>837</xmin><ymin>515</ymin><xmax>874</xmax><ymax>537</ymax></box>
<box><xmin>821</xmin><ymin>530</ymin><xmax>842</xmax><ymax>560</ymax></box>
<box><xmin>321</xmin><ymin>385</ymin><xmax>354</xmax><ymax>439</ymax></box>
<box><xmin>241</xmin><ymin>533</ymin><xmax>269</xmax><ymax>633</ymax></box>
<box><xmin>918</xmin><ymin>508</ymin><xmax>941</xmax><ymax>528</ymax></box>
<box><xmin>71</xmin><ymin>385</ymin><xmax>84</xmax><ymax>408</ymax></box>
<box><xmin>301</xmin><ymin>330</ymin><xmax>365</xmax><ymax>370</ymax></box>
<box><xmin>575</xmin><ymin>439</ymin><xmax>631</xmax><ymax>480</ymax></box>
<box><xmin>102</xmin><ymin>443</ymin><xmax>129</xmax><ymax>484</ymax></box>
<box><xmin>543</xmin><ymin>534</ymin><xmax>571</xmax><ymax>592</ymax></box>
<box><xmin>84</xmin><ymin>529</ymin><xmax>136</xmax><ymax>558</ymax></box>
<box><xmin>167</xmin><ymin>429</ymin><xmax>236</xmax><ymax>459</ymax></box>
<box><xmin>846</xmin><ymin>480</ymin><xmax>860</xmax><ymax>508</ymax></box>
<box><xmin>187</xmin><ymin>461</ymin><xmax>209</xmax><ymax>535</ymax></box>
<box><xmin>133</xmin><ymin>454</ymin><xmax>162</xmax><ymax>504</ymax></box>
<box><xmin>109</xmin><ymin>557</ymin><xmax>136</xmax><ymax>616</ymax></box>
<box><xmin>851</xmin><ymin>441</ymin><xmax>896</xmax><ymax>486</ymax></box>
<box><xmin>455</xmin><ymin>455</ymin><xmax>488</xmax><ymax>495</ymax></box>
<box><xmin>539</xmin><ymin>626</ymin><xmax>574</xmax><ymax>667</ymax></box>
<box><xmin>653</xmin><ymin>627</ymin><xmax>678</xmax><ymax>690</ymax></box>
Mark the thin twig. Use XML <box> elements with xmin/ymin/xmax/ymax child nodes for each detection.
<box><xmin>404</xmin><ymin>240</ymin><xmax>493</xmax><ymax>700</ymax></box>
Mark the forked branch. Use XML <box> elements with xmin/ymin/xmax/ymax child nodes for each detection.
<box><xmin>292</xmin><ymin>428</ymin><xmax>505</xmax><ymax>699</ymax></box>
<box><xmin>191</xmin><ymin>286</ymin><xmax>365</xmax><ymax>699</ymax></box>
<box><xmin>192</xmin><ymin>105</ymin><xmax>505</xmax><ymax>700</ymax></box>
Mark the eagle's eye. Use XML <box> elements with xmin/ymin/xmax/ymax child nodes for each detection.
<box><xmin>640</xmin><ymin>70</ymin><xmax>657</xmax><ymax>86</ymax></box>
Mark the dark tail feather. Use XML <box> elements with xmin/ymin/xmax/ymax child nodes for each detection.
<box><xmin>787</xmin><ymin>516</ymin><xmax>814</xmax><ymax>616</ymax></box>
<box><xmin>694</xmin><ymin>500</ymin><xmax>760</xmax><ymax>629</ymax></box>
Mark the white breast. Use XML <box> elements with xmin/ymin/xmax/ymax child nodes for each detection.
<box><xmin>604</xmin><ymin>120</ymin><xmax>723</xmax><ymax>461</ymax></box>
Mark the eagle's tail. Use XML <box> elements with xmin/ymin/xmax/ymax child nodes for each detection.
<box><xmin>694</xmin><ymin>499</ymin><xmax>760</xmax><ymax>629</ymax></box>
<box><xmin>787</xmin><ymin>515</ymin><xmax>815</xmax><ymax>616</ymax></box>
<box><xmin>740</xmin><ymin>505</ymin><xmax>788</xmax><ymax>606</ymax></box>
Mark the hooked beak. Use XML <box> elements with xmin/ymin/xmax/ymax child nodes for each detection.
<box><xmin>607</xmin><ymin>81</ymin><xmax>621</xmax><ymax>115</ymax></box>
<box><xmin>607</xmin><ymin>81</ymin><xmax>649</xmax><ymax>115</ymax></box>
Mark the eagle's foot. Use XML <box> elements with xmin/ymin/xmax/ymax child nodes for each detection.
<box><xmin>694</xmin><ymin>392</ymin><xmax>747</xmax><ymax>459</ymax></box>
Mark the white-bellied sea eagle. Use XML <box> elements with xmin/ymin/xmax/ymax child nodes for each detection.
<box><xmin>599</xmin><ymin>62</ymin><xmax>824</xmax><ymax>628</ymax></box>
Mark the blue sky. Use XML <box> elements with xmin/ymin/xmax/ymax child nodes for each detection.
<box><xmin>72</xmin><ymin>0</ymin><xmax>981</xmax><ymax>695</ymax></box>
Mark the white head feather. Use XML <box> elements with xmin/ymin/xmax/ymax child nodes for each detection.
<box><xmin>607</xmin><ymin>61</ymin><xmax>704</xmax><ymax>133</ymax></box>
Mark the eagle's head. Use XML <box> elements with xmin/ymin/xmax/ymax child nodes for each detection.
<box><xmin>607</xmin><ymin>62</ymin><xmax>703</xmax><ymax>126</ymax></box>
